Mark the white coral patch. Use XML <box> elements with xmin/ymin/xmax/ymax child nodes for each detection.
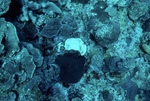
<box><xmin>64</xmin><ymin>38</ymin><xmax>87</xmax><ymax>56</ymax></box>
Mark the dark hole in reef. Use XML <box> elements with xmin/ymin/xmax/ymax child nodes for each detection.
<box><xmin>2</xmin><ymin>0</ymin><xmax>22</xmax><ymax>21</ymax></box>
<box><xmin>62</xmin><ymin>82</ymin><xmax>70</xmax><ymax>88</ymax></box>
<box><xmin>71</xmin><ymin>0</ymin><xmax>90</xmax><ymax>4</ymax></box>
<box><xmin>0</xmin><ymin>60</ymin><xmax>3</xmax><ymax>68</ymax></box>
<box><xmin>55</xmin><ymin>51</ymin><xmax>86</xmax><ymax>83</ymax></box>
<box><xmin>1</xmin><ymin>36</ymin><xmax>8</xmax><ymax>56</ymax></box>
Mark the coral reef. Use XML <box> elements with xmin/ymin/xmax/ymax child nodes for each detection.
<box><xmin>0</xmin><ymin>0</ymin><xmax>150</xmax><ymax>100</ymax></box>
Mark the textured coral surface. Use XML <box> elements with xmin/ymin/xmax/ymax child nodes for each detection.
<box><xmin>0</xmin><ymin>0</ymin><xmax>150</xmax><ymax>101</ymax></box>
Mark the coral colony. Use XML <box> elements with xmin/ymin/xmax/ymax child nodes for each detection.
<box><xmin>0</xmin><ymin>0</ymin><xmax>150</xmax><ymax>100</ymax></box>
